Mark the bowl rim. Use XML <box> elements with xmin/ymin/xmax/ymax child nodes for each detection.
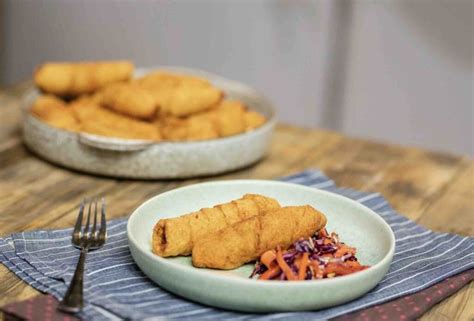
<box><xmin>127</xmin><ymin>179</ymin><xmax>396</xmax><ymax>288</ymax></box>
<box><xmin>22</xmin><ymin>66</ymin><xmax>277</xmax><ymax>148</ymax></box>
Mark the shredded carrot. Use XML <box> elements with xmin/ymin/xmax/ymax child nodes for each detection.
<box><xmin>298</xmin><ymin>253</ymin><xmax>309</xmax><ymax>280</ymax></box>
<box><xmin>334</xmin><ymin>245</ymin><xmax>356</xmax><ymax>258</ymax></box>
<box><xmin>346</xmin><ymin>260</ymin><xmax>361</xmax><ymax>268</ymax></box>
<box><xmin>251</xmin><ymin>228</ymin><xmax>369</xmax><ymax>281</ymax></box>
<box><xmin>319</xmin><ymin>229</ymin><xmax>328</xmax><ymax>238</ymax></box>
<box><xmin>260</xmin><ymin>264</ymin><xmax>281</xmax><ymax>280</ymax></box>
<box><xmin>310</xmin><ymin>261</ymin><xmax>323</xmax><ymax>279</ymax></box>
<box><xmin>260</xmin><ymin>250</ymin><xmax>276</xmax><ymax>268</ymax></box>
<box><xmin>323</xmin><ymin>238</ymin><xmax>332</xmax><ymax>245</ymax></box>
<box><xmin>276</xmin><ymin>246</ymin><xmax>297</xmax><ymax>280</ymax></box>
<box><xmin>325</xmin><ymin>263</ymin><xmax>365</xmax><ymax>276</ymax></box>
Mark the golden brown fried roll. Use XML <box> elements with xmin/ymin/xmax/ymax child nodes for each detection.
<box><xmin>71</xmin><ymin>102</ymin><xmax>161</xmax><ymax>141</ymax></box>
<box><xmin>163</xmin><ymin>83</ymin><xmax>223</xmax><ymax>117</ymax></box>
<box><xmin>211</xmin><ymin>100</ymin><xmax>246</xmax><ymax>137</ymax></box>
<box><xmin>192</xmin><ymin>205</ymin><xmax>327</xmax><ymax>270</ymax></box>
<box><xmin>136</xmin><ymin>72</ymin><xmax>223</xmax><ymax>117</ymax></box>
<box><xmin>159</xmin><ymin>100</ymin><xmax>264</xmax><ymax>141</ymax></box>
<box><xmin>244</xmin><ymin>110</ymin><xmax>266</xmax><ymax>131</ymax></box>
<box><xmin>30</xmin><ymin>95</ymin><xmax>80</xmax><ymax>131</ymax></box>
<box><xmin>34</xmin><ymin>61</ymin><xmax>134</xmax><ymax>96</ymax></box>
<box><xmin>158</xmin><ymin>116</ymin><xmax>188</xmax><ymax>141</ymax></box>
<box><xmin>76</xmin><ymin>91</ymin><xmax>105</xmax><ymax>105</ymax></box>
<box><xmin>159</xmin><ymin>114</ymin><xmax>219</xmax><ymax>141</ymax></box>
<box><xmin>100</xmin><ymin>83</ymin><xmax>158</xmax><ymax>120</ymax></box>
<box><xmin>152</xmin><ymin>194</ymin><xmax>281</xmax><ymax>257</ymax></box>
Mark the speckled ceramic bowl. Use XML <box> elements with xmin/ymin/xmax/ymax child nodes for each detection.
<box><xmin>22</xmin><ymin>67</ymin><xmax>276</xmax><ymax>179</ymax></box>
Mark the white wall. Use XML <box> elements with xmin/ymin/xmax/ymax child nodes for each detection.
<box><xmin>1</xmin><ymin>0</ymin><xmax>472</xmax><ymax>155</ymax></box>
<box><xmin>342</xmin><ymin>0</ymin><xmax>473</xmax><ymax>155</ymax></box>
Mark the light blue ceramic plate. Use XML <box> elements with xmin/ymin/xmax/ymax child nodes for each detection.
<box><xmin>127</xmin><ymin>180</ymin><xmax>395</xmax><ymax>312</ymax></box>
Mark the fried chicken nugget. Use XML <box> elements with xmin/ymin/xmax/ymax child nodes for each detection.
<box><xmin>99</xmin><ymin>83</ymin><xmax>158</xmax><ymax>120</ymax></box>
<box><xmin>193</xmin><ymin>206</ymin><xmax>327</xmax><ymax>270</ymax></box>
<box><xmin>153</xmin><ymin>194</ymin><xmax>281</xmax><ymax>257</ymax></box>
<box><xmin>34</xmin><ymin>61</ymin><xmax>134</xmax><ymax>96</ymax></box>
<box><xmin>71</xmin><ymin>102</ymin><xmax>161</xmax><ymax>141</ymax></box>
<box><xmin>136</xmin><ymin>72</ymin><xmax>223</xmax><ymax>117</ymax></box>
<box><xmin>30</xmin><ymin>95</ymin><xmax>79</xmax><ymax>131</ymax></box>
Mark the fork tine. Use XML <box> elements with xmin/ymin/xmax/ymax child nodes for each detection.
<box><xmin>82</xmin><ymin>199</ymin><xmax>93</xmax><ymax>243</ymax></box>
<box><xmin>73</xmin><ymin>199</ymin><xmax>86</xmax><ymax>238</ymax></box>
<box><xmin>99</xmin><ymin>197</ymin><xmax>107</xmax><ymax>237</ymax></box>
<box><xmin>91</xmin><ymin>198</ymin><xmax>98</xmax><ymax>236</ymax></box>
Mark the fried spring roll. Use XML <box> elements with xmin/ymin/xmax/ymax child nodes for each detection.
<box><xmin>34</xmin><ymin>61</ymin><xmax>134</xmax><ymax>96</ymax></box>
<box><xmin>159</xmin><ymin>114</ymin><xmax>219</xmax><ymax>141</ymax></box>
<box><xmin>30</xmin><ymin>95</ymin><xmax>80</xmax><ymax>131</ymax></box>
<box><xmin>158</xmin><ymin>100</ymin><xmax>266</xmax><ymax>141</ymax></box>
<box><xmin>192</xmin><ymin>205</ymin><xmax>327</xmax><ymax>270</ymax></box>
<box><xmin>162</xmin><ymin>83</ymin><xmax>223</xmax><ymax>117</ymax></box>
<box><xmin>71</xmin><ymin>103</ymin><xmax>161</xmax><ymax>141</ymax></box>
<box><xmin>152</xmin><ymin>194</ymin><xmax>281</xmax><ymax>257</ymax></box>
<box><xmin>211</xmin><ymin>100</ymin><xmax>246</xmax><ymax>137</ymax></box>
<box><xmin>244</xmin><ymin>110</ymin><xmax>266</xmax><ymax>131</ymax></box>
<box><xmin>136</xmin><ymin>72</ymin><xmax>223</xmax><ymax>117</ymax></box>
<box><xmin>100</xmin><ymin>83</ymin><xmax>158</xmax><ymax>120</ymax></box>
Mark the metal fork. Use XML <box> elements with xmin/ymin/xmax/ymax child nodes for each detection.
<box><xmin>58</xmin><ymin>198</ymin><xmax>107</xmax><ymax>313</ymax></box>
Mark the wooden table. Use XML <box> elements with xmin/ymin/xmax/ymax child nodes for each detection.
<box><xmin>0</xmin><ymin>85</ymin><xmax>472</xmax><ymax>320</ymax></box>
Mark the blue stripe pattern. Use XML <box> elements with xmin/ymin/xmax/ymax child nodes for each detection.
<box><xmin>1</xmin><ymin>170</ymin><xmax>473</xmax><ymax>320</ymax></box>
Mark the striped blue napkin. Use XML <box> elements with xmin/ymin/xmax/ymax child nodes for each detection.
<box><xmin>1</xmin><ymin>170</ymin><xmax>473</xmax><ymax>320</ymax></box>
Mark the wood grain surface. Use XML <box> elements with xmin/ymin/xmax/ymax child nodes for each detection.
<box><xmin>0</xmin><ymin>85</ymin><xmax>472</xmax><ymax>320</ymax></box>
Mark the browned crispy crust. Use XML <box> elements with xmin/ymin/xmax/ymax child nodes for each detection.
<box><xmin>136</xmin><ymin>71</ymin><xmax>223</xmax><ymax>117</ymax></box>
<box><xmin>99</xmin><ymin>82</ymin><xmax>158</xmax><ymax>120</ymax></box>
<box><xmin>152</xmin><ymin>194</ymin><xmax>281</xmax><ymax>257</ymax></box>
<box><xmin>192</xmin><ymin>206</ymin><xmax>327</xmax><ymax>270</ymax></box>
<box><xmin>30</xmin><ymin>95</ymin><xmax>80</xmax><ymax>131</ymax></box>
<box><xmin>71</xmin><ymin>102</ymin><xmax>161</xmax><ymax>141</ymax></box>
<box><xmin>34</xmin><ymin>61</ymin><xmax>134</xmax><ymax>96</ymax></box>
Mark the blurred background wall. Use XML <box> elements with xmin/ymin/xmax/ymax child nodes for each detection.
<box><xmin>1</xmin><ymin>0</ymin><xmax>472</xmax><ymax>156</ymax></box>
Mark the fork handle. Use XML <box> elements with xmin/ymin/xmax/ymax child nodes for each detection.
<box><xmin>58</xmin><ymin>248</ymin><xmax>88</xmax><ymax>313</ymax></box>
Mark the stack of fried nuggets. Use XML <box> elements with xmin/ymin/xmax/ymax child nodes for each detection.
<box><xmin>31</xmin><ymin>61</ymin><xmax>267</xmax><ymax>141</ymax></box>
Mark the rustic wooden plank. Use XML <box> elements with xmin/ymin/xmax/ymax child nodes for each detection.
<box><xmin>0</xmin><ymin>89</ymin><xmax>23</xmax><ymax>152</ymax></box>
<box><xmin>0</xmin><ymin>265</ymin><xmax>40</xmax><ymax>305</ymax></box>
<box><xmin>417</xmin><ymin>162</ymin><xmax>474</xmax><ymax>236</ymax></box>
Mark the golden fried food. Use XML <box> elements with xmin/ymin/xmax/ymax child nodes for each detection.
<box><xmin>159</xmin><ymin>114</ymin><xmax>219</xmax><ymax>141</ymax></box>
<box><xmin>75</xmin><ymin>91</ymin><xmax>104</xmax><ymax>105</ymax></box>
<box><xmin>31</xmin><ymin>62</ymin><xmax>266</xmax><ymax>141</ymax></box>
<box><xmin>137</xmin><ymin>72</ymin><xmax>209</xmax><ymax>89</ymax></box>
<box><xmin>100</xmin><ymin>83</ymin><xmax>157</xmax><ymax>120</ymax></box>
<box><xmin>30</xmin><ymin>95</ymin><xmax>80</xmax><ymax>131</ymax></box>
<box><xmin>158</xmin><ymin>100</ymin><xmax>266</xmax><ymax>141</ymax></box>
<box><xmin>163</xmin><ymin>83</ymin><xmax>223</xmax><ymax>117</ymax></box>
<box><xmin>186</xmin><ymin>114</ymin><xmax>220</xmax><ymax>140</ymax></box>
<box><xmin>152</xmin><ymin>194</ymin><xmax>281</xmax><ymax>257</ymax></box>
<box><xmin>71</xmin><ymin>102</ymin><xmax>161</xmax><ymax>141</ymax></box>
<box><xmin>136</xmin><ymin>72</ymin><xmax>223</xmax><ymax>117</ymax></box>
<box><xmin>192</xmin><ymin>206</ymin><xmax>327</xmax><ymax>270</ymax></box>
<box><xmin>34</xmin><ymin>61</ymin><xmax>134</xmax><ymax>96</ymax></box>
<box><xmin>211</xmin><ymin>100</ymin><xmax>246</xmax><ymax>137</ymax></box>
<box><xmin>244</xmin><ymin>110</ymin><xmax>266</xmax><ymax>131</ymax></box>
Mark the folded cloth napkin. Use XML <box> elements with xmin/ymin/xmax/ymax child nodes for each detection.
<box><xmin>3</xmin><ymin>269</ymin><xmax>472</xmax><ymax>321</ymax></box>
<box><xmin>1</xmin><ymin>170</ymin><xmax>473</xmax><ymax>320</ymax></box>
